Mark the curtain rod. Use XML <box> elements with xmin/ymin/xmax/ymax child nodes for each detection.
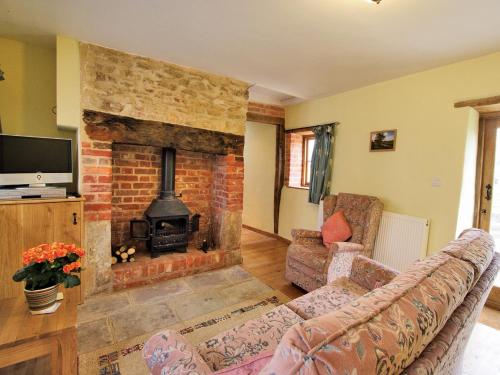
<box><xmin>285</xmin><ymin>122</ymin><xmax>339</xmax><ymax>133</ymax></box>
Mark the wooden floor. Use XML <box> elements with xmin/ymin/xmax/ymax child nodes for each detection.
<box><xmin>240</xmin><ymin>228</ymin><xmax>305</xmax><ymax>300</ymax></box>
<box><xmin>240</xmin><ymin>227</ymin><xmax>500</xmax><ymax>331</ymax></box>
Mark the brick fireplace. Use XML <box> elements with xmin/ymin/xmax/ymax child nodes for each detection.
<box><xmin>81</xmin><ymin>112</ymin><xmax>245</xmax><ymax>290</ymax></box>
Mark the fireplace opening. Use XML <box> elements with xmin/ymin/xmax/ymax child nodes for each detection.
<box><xmin>130</xmin><ymin>147</ymin><xmax>200</xmax><ymax>258</ymax></box>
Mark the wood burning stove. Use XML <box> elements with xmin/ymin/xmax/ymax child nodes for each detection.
<box><xmin>130</xmin><ymin>148</ymin><xmax>200</xmax><ymax>258</ymax></box>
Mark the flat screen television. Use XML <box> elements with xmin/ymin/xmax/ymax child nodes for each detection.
<box><xmin>0</xmin><ymin>134</ymin><xmax>72</xmax><ymax>187</ymax></box>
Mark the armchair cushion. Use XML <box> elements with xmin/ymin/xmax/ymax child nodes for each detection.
<box><xmin>143</xmin><ymin>330</ymin><xmax>211</xmax><ymax>375</ymax></box>
<box><xmin>286</xmin><ymin>277</ymin><xmax>369</xmax><ymax>319</ymax></box>
<box><xmin>321</xmin><ymin>210</ymin><xmax>352</xmax><ymax>247</ymax></box>
<box><xmin>286</xmin><ymin>243</ymin><xmax>329</xmax><ymax>273</ymax></box>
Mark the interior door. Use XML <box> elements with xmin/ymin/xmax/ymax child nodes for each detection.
<box><xmin>476</xmin><ymin>114</ymin><xmax>500</xmax><ymax>309</ymax></box>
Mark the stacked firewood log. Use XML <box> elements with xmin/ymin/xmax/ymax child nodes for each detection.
<box><xmin>111</xmin><ymin>246</ymin><xmax>136</xmax><ymax>264</ymax></box>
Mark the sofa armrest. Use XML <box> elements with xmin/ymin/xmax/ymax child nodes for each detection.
<box><xmin>291</xmin><ymin>229</ymin><xmax>323</xmax><ymax>245</ymax></box>
<box><xmin>349</xmin><ymin>255</ymin><xmax>400</xmax><ymax>291</ymax></box>
<box><xmin>143</xmin><ymin>330</ymin><xmax>212</xmax><ymax>375</ymax></box>
<box><xmin>326</xmin><ymin>242</ymin><xmax>364</xmax><ymax>283</ymax></box>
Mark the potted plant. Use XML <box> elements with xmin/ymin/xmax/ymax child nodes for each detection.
<box><xmin>12</xmin><ymin>243</ymin><xmax>85</xmax><ymax>311</ymax></box>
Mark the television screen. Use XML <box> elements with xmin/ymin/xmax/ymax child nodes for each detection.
<box><xmin>0</xmin><ymin>135</ymin><xmax>72</xmax><ymax>174</ymax></box>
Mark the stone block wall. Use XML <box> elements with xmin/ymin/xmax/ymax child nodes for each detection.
<box><xmin>80</xmin><ymin>43</ymin><xmax>249</xmax><ymax>136</ymax></box>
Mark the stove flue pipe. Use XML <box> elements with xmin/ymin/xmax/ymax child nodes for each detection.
<box><xmin>160</xmin><ymin>147</ymin><xmax>176</xmax><ymax>199</ymax></box>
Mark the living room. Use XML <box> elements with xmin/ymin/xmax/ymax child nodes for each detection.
<box><xmin>0</xmin><ymin>1</ymin><xmax>499</xmax><ymax>374</ymax></box>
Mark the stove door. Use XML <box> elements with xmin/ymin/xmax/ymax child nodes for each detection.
<box><xmin>130</xmin><ymin>219</ymin><xmax>151</xmax><ymax>240</ymax></box>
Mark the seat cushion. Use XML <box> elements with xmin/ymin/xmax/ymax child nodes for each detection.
<box><xmin>196</xmin><ymin>305</ymin><xmax>303</xmax><ymax>372</ymax></box>
<box><xmin>286</xmin><ymin>242</ymin><xmax>329</xmax><ymax>272</ymax></box>
<box><xmin>286</xmin><ymin>277</ymin><xmax>369</xmax><ymax>319</ymax></box>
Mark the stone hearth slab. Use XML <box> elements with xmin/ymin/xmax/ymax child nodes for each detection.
<box><xmin>172</xmin><ymin>290</ymin><xmax>227</xmax><ymax>321</ymax></box>
<box><xmin>77</xmin><ymin>292</ymin><xmax>130</xmax><ymax>324</ymax></box>
<box><xmin>77</xmin><ymin>318</ymin><xmax>114</xmax><ymax>353</ymax></box>
<box><xmin>129</xmin><ymin>278</ymin><xmax>192</xmax><ymax>304</ymax></box>
<box><xmin>218</xmin><ymin>279</ymin><xmax>273</xmax><ymax>306</ymax></box>
<box><xmin>109</xmin><ymin>301</ymin><xmax>179</xmax><ymax>342</ymax></box>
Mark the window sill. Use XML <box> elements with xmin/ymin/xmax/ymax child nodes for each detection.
<box><xmin>286</xmin><ymin>185</ymin><xmax>309</xmax><ymax>191</ymax></box>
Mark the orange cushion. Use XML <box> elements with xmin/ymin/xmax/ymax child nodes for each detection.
<box><xmin>322</xmin><ymin>210</ymin><xmax>352</xmax><ymax>247</ymax></box>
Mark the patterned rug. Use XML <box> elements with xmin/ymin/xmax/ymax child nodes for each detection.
<box><xmin>78</xmin><ymin>290</ymin><xmax>290</xmax><ymax>375</ymax></box>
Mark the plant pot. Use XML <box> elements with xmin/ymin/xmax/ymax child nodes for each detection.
<box><xmin>24</xmin><ymin>284</ymin><xmax>59</xmax><ymax>311</ymax></box>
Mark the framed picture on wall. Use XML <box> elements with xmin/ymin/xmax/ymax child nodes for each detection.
<box><xmin>369</xmin><ymin>129</ymin><xmax>397</xmax><ymax>152</ymax></box>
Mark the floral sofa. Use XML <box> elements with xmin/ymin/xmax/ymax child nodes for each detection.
<box><xmin>143</xmin><ymin>229</ymin><xmax>499</xmax><ymax>375</ymax></box>
<box><xmin>286</xmin><ymin>193</ymin><xmax>383</xmax><ymax>292</ymax></box>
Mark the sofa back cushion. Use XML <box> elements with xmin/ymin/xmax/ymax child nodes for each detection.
<box><xmin>442</xmin><ymin>228</ymin><xmax>495</xmax><ymax>284</ymax></box>
<box><xmin>261</xmin><ymin>253</ymin><xmax>476</xmax><ymax>374</ymax></box>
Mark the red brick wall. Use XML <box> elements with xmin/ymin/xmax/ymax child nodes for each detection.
<box><xmin>81</xmin><ymin>141</ymin><xmax>113</xmax><ymax>222</ymax></box>
<box><xmin>111</xmin><ymin>144</ymin><xmax>215</xmax><ymax>247</ymax></box>
<box><xmin>285</xmin><ymin>133</ymin><xmax>304</xmax><ymax>187</ymax></box>
<box><xmin>247</xmin><ymin>101</ymin><xmax>285</xmax><ymax>118</ymax></box>
<box><xmin>212</xmin><ymin>154</ymin><xmax>244</xmax><ymax>211</ymax></box>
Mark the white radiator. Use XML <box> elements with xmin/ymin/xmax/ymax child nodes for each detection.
<box><xmin>373</xmin><ymin>211</ymin><xmax>430</xmax><ymax>272</ymax></box>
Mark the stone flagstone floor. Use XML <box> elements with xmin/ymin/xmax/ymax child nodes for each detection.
<box><xmin>77</xmin><ymin>265</ymin><xmax>271</xmax><ymax>354</ymax></box>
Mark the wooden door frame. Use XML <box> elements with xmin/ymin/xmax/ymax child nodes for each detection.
<box><xmin>246</xmin><ymin>112</ymin><xmax>285</xmax><ymax>234</ymax></box>
<box><xmin>474</xmin><ymin>112</ymin><xmax>500</xmax><ymax>227</ymax></box>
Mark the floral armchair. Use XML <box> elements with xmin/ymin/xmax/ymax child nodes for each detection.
<box><xmin>285</xmin><ymin>193</ymin><xmax>383</xmax><ymax>292</ymax></box>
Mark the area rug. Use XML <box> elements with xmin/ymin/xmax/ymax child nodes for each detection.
<box><xmin>78</xmin><ymin>290</ymin><xmax>290</xmax><ymax>375</ymax></box>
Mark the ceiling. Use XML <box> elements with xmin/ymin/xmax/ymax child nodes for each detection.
<box><xmin>1</xmin><ymin>0</ymin><xmax>500</xmax><ymax>105</ymax></box>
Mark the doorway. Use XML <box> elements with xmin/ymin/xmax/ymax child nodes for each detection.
<box><xmin>476</xmin><ymin>113</ymin><xmax>500</xmax><ymax>309</ymax></box>
<box><xmin>242</xmin><ymin>122</ymin><xmax>277</xmax><ymax>233</ymax></box>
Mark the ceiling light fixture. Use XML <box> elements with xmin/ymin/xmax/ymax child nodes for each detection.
<box><xmin>370</xmin><ymin>0</ymin><xmax>382</xmax><ymax>4</ymax></box>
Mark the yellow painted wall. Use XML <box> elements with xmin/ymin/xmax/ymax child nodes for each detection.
<box><xmin>283</xmin><ymin>52</ymin><xmax>500</xmax><ymax>253</ymax></box>
<box><xmin>0</xmin><ymin>37</ymin><xmax>78</xmax><ymax>191</ymax></box>
<box><xmin>243</xmin><ymin>122</ymin><xmax>276</xmax><ymax>233</ymax></box>
<box><xmin>56</xmin><ymin>35</ymin><xmax>80</xmax><ymax>130</ymax></box>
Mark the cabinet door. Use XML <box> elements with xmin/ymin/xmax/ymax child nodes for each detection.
<box><xmin>0</xmin><ymin>205</ymin><xmax>23</xmax><ymax>299</ymax></box>
<box><xmin>53</xmin><ymin>202</ymin><xmax>82</xmax><ymax>246</ymax></box>
<box><xmin>21</xmin><ymin>203</ymin><xmax>55</xmax><ymax>248</ymax></box>
<box><xmin>53</xmin><ymin>202</ymin><xmax>84</xmax><ymax>302</ymax></box>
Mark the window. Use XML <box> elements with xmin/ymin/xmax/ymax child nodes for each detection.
<box><xmin>301</xmin><ymin>135</ymin><xmax>315</xmax><ymax>186</ymax></box>
<box><xmin>285</xmin><ymin>131</ymin><xmax>315</xmax><ymax>189</ymax></box>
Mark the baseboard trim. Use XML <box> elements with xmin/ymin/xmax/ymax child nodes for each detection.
<box><xmin>242</xmin><ymin>224</ymin><xmax>291</xmax><ymax>244</ymax></box>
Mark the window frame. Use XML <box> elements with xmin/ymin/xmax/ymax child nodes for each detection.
<box><xmin>301</xmin><ymin>134</ymin><xmax>315</xmax><ymax>187</ymax></box>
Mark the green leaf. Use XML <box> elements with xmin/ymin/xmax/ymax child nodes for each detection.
<box><xmin>12</xmin><ymin>268</ymin><xmax>29</xmax><ymax>282</ymax></box>
<box><xmin>63</xmin><ymin>275</ymin><xmax>81</xmax><ymax>288</ymax></box>
<box><xmin>68</xmin><ymin>253</ymin><xmax>78</xmax><ymax>262</ymax></box>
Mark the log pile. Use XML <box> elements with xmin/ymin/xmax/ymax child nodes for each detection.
<box><xmin>111</xmin><ymin>246</ymin><xmax>136</xmax><ymax>264</ymax></box>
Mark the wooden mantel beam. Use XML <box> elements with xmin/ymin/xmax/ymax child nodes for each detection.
<box><xmin>455</xmin><ymin>95</ymin><xmax>500</xmax><ymax>114</ymax></box>
<box><xmin>246</xmin><ymin>112</ymin><xmax>285</xmax><ymax>126</ymax></box>
<box><xmin>82</xmin><ymin>110</ymin><xmax>244</xmax><ymax>156</ymax></box>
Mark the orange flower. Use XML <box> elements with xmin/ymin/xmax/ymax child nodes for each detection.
<box><xmin>63</xmin><ymin>261</ymin><xmax>81</xmax><ymax>274</ymax></box>
<box><xmin>21</xmin><ymin>242</ymin><xmax>85</xmax><ymax>265</ymax></box>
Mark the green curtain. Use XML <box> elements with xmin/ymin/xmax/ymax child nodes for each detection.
<box><xmin>308</xmin><ymin>124</ymin><xmax>336</xmax><ymax>204</ymax></box>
